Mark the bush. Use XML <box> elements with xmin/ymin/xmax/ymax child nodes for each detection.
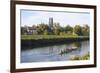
<box><xmin>70</xmin><ymin>53</ymin><xmax>90</xmax><ymax>60</ymax></box>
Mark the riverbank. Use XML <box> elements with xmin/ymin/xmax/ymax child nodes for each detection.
<box><xmin>70</xmin><ymin>53</ymin><xmax>90</xmax><ymax>60</ymax></box>
<box><xmin>21</xmin><ymin>35</ymin><xmax>89</xmax><ymax>50</ymax></box>
<box><xmin>21</xmin><ymin>35</ymin><xmax>89</xmax><ymax>40</ymax></box>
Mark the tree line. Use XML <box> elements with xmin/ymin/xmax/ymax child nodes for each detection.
<box><xmin>21</xmin><ymin>23</ymin><xmax>89</xmax><ymax>36</ymax></box>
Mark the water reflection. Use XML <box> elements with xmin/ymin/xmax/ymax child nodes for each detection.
<box><xmin>73</xmin><ymin>42</ymin><xmax>81</xmax><ymax>48</ymax></box>
<box><xmin>21</xmin><ymin>41</ymin><xmax>89</xmax><ymax>63</ymax></box>
<box><xmin>59</xmin><ymin>42</ymin><xmax>81</xmax><ymax>55</ymax></box>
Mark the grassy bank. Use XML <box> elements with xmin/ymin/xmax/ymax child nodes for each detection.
<box><xmin>70</xmin><ymin>53</ymin><xmax>90</xmax><ymax>60</ymax></box>
<box><xmin>21</xmin><ymin>35</ymin><xmax>89</xmax><ymax>40</ymax></box>
<box><xmin>21</xmin><ymin>35</ymin><xmax>89</xmax><ymax>49</ymax></box>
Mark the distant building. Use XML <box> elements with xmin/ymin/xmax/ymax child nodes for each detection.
<box><xmin>21</xmin><ymin>26</ymin><xmax>37</xmax><ymax>35</ymax></box>
<box><xmin>49</xmin><ymin>17</ymin><xmax>53</xmax><ymax>28</ymax></box>
<box><xmin>27</xmin><ymin>27</ymin><xmax>37</xmax><ymax>35</ymax></box>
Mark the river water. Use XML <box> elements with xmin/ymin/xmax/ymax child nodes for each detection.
<box><xmin>21</xmin><ymin>40</ymin><xmax>89</xmax><ymax>63</ymax></box>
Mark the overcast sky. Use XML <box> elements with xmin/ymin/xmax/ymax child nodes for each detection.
<box><xmin>21</xmin><ymin>10</ymin><xmax>90</xmax><ymax>27</ymax></box>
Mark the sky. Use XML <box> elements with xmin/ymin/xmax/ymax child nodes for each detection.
<box><xmin>21</xmin><ymin>10</ymin><xmax>90</xmax><ymax>27</ymax></box>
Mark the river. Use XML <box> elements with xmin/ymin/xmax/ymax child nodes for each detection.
<box><xmin>21</xmin><ymin>40</ymin><xmax>89</xmax><ymax>63</ymax></box>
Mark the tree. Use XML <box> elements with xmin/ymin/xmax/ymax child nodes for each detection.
<box><xmin>53</xmin><ymin>23</ymin><xmax>61</xmax><ymax>35</ymax></box>
<box><xmin>65</xmin><ymin>25</ymin><xmax>73</xmax><ymax>34</ymax></box>
<box><xmin>82</xmin><ymin>24</ymin><xmax>90</xmax><ymax>36</ymax></box>
<box><xmin>44</xmin><ymin>29</ymin><xmax>49</xmax><ymax>35</ymax></box>
<box><xmin>54</xmin><ymin>28</ymin><xmax>61</xmax><ymax>35</ymax></box>
<box><xmin>21</xmin><ymin>26</ymin><xmax>28</xmax><ymax>35</ymax></box>
<box><xmin>74</xmin><ymin>25</ymin><xmax>82</xmax><ymax>36</ymax></box>
<box><xmin>36</xmin><ymin>23</ymin><xmax>49</xmax><ymax>34</ymax></box>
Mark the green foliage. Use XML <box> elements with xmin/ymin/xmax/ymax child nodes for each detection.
<box><xmin>36</xmin><ymin>23</ymin><xmax>49</xmax><ymax>34</ymax></box>
<box><xmin>44</xmin><ymin>30</ymin><xmax>49</xmax><ymax>35</ymax></box>
<box><xmin>72</xmin><ymin>42</ymin><xmax>81</xmax><ymax>48</ymax></box>
<box><xmin>53</xmin><ymin>23</ymin><xmax>61</xmax><ymax>35</ymax></box>
<box><xmin>71</xmin><ymin>56</ymin><xmax>81</xmax><ymax>60</ymax></box>
<box><xmin>60</xmin><ymin>32</ymin><xmax>66</xmax><ymax>35</ymax></box>
<box><xmin>21</xmin><ymin>23</ymin><xmax>89</xmax><ymax>37</ymax></box>
<box><xmin>21</xmin><ymin>27</ymin><xmax>27</xmax><ymax>35</ymax></box>
<box><xmin>82</xmin><ymin>25</ymin><xmax>90</xmax><ymax>36</ymax></box>
<box><xmin>53</xmin><ymin>28</ymin><xmax>61</xmax><ymax>35</ymax></box>
<box><xmin>70</xmin><ymin>53</ymin><xmax>90</xmax><ymax>60</ymax></box>
<box><xmin>73</xmin><ymin>25</ymin><xmax>82</xmax><ymax>36</ymax></box>
<box><xmin>65</xmin><ymin>25</ymin><xmax>73</xmax><ymax>33</ymax></box>
<box><xmin>21</xmin><ymin>34</ymin><xmax>89</xmax><ymax>40</ymax></box>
